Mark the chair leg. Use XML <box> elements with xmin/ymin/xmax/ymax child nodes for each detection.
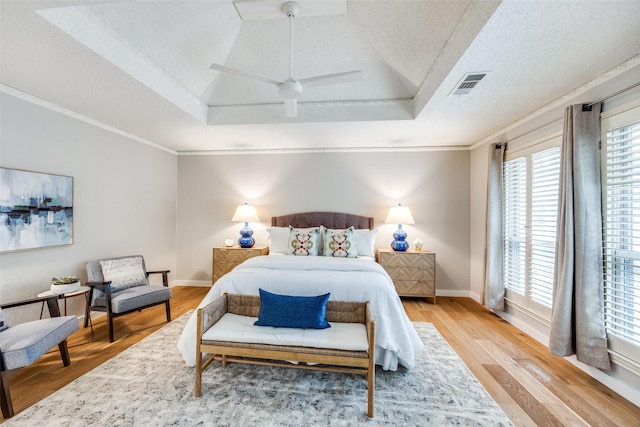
<box><xmin>1</xmin><ymin>370</ymin><xmax>14</xmax><ymax>418</ymax></box>
<box><xmin>165</xmin><ymin>300</ymin><xmax>171</xmax><ymax>323</ymax></box>
<box><xmin>58</xmin><ymin>340</ymin><xmax>71</xmax><ymax>367</ymax></box>
<box><xmin>108</xmin><ymin>313</ymin><xmax>115</xmax><ymax>343</ymax></box>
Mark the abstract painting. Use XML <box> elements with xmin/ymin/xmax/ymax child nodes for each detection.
<box><xmin>0</xmin><ymin>167</ymin><xmax>74</xmax><ymax>252</ymax></box>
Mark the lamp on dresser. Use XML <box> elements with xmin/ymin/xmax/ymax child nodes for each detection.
<box><xmin>384</xmin><ymin>203</ymin><xmax>415</xmax><ymax>251</ymax></box>
<box><xmin>232</xmin><ymin>202</ymin><xmax>260</xmax><ymax>248</ymax></box>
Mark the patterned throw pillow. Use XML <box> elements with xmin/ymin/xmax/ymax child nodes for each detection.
<box><xmin>323</xmin><ymin>226</ymin><xmax>358</xmax><ymax>258</ymax></box>
<box><xmin>287</xmin><ymin>226</ymin><xmax>319</xmax><ymax>256</ymax></box>
<box><xmin>99</xmin><ymin>256</ymin><xmax>149</xmax><ymax>293</ymax></box>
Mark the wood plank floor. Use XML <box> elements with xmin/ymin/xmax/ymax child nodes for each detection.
<box><xmin>3</xmin><ymin>287</ymin><xmax>639</xmax><ymax>425</ymax></box>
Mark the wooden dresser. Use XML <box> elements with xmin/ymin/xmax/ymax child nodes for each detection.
<box><xmin>212</xmin><ymin>246</ymin><xmax>269</xmax><ymax>284</ymax></box>
<box><xmin>375</xmin><ymin>248</ymin><xmax>436</xmax><ymax>303</ymax></box>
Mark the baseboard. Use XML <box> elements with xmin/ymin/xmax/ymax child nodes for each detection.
<box><xmin>170</xmin><ymin>280</ymin><xmax>212</xmax><ymax>287</ymax></box>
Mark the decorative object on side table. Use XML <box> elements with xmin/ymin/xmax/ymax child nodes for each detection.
<box><xmin>232</xmin><ymin>202</ymin><xmax>260</xmax><ymax>248</ymax></box>
<box><xmin>384</xmin><ymin>203</ymin><xmax>415</xmax><ymax>251</ymax></box>
<box><xmin>50</xmin><ymin>276</ymin><xmax>80</xmax><ymax>294</ymax></box>
<box><xmin>413</xmin><ymin>238</ymin><xmax>424</xmax><ymax>251</ymax></box>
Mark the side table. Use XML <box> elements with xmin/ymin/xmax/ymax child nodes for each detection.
<box><xmin>38</xmin><ymin>286</ymin><xmax>93</xmax><ymax>339</ymax></box>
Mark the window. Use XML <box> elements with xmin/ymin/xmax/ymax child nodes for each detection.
<box><xmin>503</xmin><ymin>142</ymin><xmax>560</xmax><ymax>320</ymax></box>
<box><xmin>602</xmin><ymin>101</ymin><xmax>640</xmax><ymax>363</ymax></box>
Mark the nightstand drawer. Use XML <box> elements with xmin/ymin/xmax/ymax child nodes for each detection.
<box><xmin>378</xmin><ymin>252</ymin><xmax>434</xmax><ymax>269</ymax></box>
<box><xmin>384</xmin><ymin>266</ymin><xmax>434</xmax><ymax>282</ymax></box>
<box><xmin>394</xmin><ymin>280</ymin><xmax>435</xmax><ymax>296</ymax></box>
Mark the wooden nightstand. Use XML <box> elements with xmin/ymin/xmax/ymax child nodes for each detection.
<box><xmin>212</xmin><ymin>246</ymin><xmax>269</xmax><ymax>284</ymax></box>
<box><xmin>375</xmin><ymin>248</ymin><xmax>436</xmax><ymax>303</ymax></box>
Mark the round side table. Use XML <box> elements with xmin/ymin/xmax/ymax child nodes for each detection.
<box><xmin>38</xmin><ymin>286</ymin><xmax>93</xmax><ymax>339</ymax></box>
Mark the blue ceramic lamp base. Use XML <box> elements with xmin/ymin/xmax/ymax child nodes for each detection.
<box><xmin>238</xmin><ymin>222</ymin><xmax>255</xmax><ymax>248</ymax></box>
<box><xmin>390</xmin><ymin>225</ymin><xmax>409</xmax><ymax>252</ymax></box>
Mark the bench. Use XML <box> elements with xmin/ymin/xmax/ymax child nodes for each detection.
<box><xmin>195</xmin><ymin>293</ymin><xmax>376</xmax><ymax>418</ymax></box>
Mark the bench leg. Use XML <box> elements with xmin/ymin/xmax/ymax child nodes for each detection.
<box><xmin>367</xmin><ymin>370</ymin><xmax>375</xmax><ymax>418</ymax></box>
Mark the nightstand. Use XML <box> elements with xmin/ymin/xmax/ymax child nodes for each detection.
<box><xmin>212</xmin><ymin>246</ymin><xmax>269</xmax><ymax>284</ymax></box>
<box><xmin>375</xmin><ymin>248</ymin><xmax>436</xmax><ymax>303</ymax></box>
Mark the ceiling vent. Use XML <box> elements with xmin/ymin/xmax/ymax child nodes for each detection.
<box><xmin>451</xmin><ymin>72</ymin><xmax>487</xmax><ymax>96</ymax></box>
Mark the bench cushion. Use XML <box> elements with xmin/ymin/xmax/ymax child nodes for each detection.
<box><xmin>95</xmin><ymin>285</ymin><xmax>171</xmax><ymax>313</ymax></box>
<box><xmin>203</xmin><ymin>313</ymin><xmax>368</xmax><ymax>351</ymax></box>
<box><xmin>0</xmin><ymin>316</ymin><xmax>78</xmax><ymax>370</ymax></box>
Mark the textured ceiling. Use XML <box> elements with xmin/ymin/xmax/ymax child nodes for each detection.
<box><xmin>1</xmin><ymin>0</ymin><xmax>639</xmax><ymax>153</ymax></box>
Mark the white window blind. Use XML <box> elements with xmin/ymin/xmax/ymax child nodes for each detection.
<box><xmin>530</xmin><ymin>149</ymin><xmax>560</xmax><ymax>308</ymax></box>
<box><xmin>603</xmin><ymin>118</ymin><xmax>640</xmax><ymax>351</ymax></box>
<box><xmin>504</xmin><ymin>158</ymin><xmax>527</xmax><ymax>295</ymax></box>
<box><xmin>503</xmin><ymin>145</ymin><xmax>560</xmax><ymax>319</ymax></box>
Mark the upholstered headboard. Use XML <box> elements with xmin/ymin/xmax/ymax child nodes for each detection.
<box><xmin>271</xmin><ymin>212</ymin><xmax>374</xmax><ymax>229</ymax></box>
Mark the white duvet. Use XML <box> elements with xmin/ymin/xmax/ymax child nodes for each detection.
<box><xmin>176</xmin><ymin>255</ymin><xmax>424</xmax><ymax>370</ymax></box>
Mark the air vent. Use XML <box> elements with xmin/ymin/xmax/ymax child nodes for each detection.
<box><xmin>451</xmin><ymin>72</ymin><xmax>487</xmax><ymax>96</ymax></box>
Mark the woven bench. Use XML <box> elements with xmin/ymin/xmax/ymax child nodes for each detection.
<box><xmin>195</xmin><ymin>293</ymin><xmax>376</xmax><ymax>418</ymax></box>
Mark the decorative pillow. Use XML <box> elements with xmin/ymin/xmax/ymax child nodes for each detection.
<box><xmin>322</xmin><ymin>226</ymin><xmax>358</xmax><ymax>258</ymax></box>
<box><xmin>0</xmin><ymin>308</ymin><xmax>8</xmax><ymax>332</ymax></box>
<box><xmin>287</xmin><ymin>226</ymin><xmax>320</xmax><ymax>256</ymax></box>
<box><xmin>99</xmin><ymin>256</ymin><xmax>148</xmax><ymax>293</ymax></box>
<box><xmin>254</xmin><ymin>288</ymin><xmax>331</xmax><ymax>329</ymax></box>
<box><xmin>355</xmin><ymin>228</ymin><xmax>378</xmax><ymax>258</ymax></box>
<box><xmin>266</xmin><ymin>227</ymin><xmax>290</xmax><ymax>255</ymax></box>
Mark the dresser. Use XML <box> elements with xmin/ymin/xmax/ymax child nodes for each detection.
<box><xmin>212</xmin><ymin>246</ymin><xmax>269</xmax><ymax>284</ymax></box>
<box><xmin>375</xmin><ymin>249</ymin><xmax>436</xmax><ymax>303</ymax></box>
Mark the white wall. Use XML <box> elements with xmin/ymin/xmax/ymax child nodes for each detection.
<box><xmin>176</xmin><ymin>150</ymin><xmax>471</xmax><ymax>293</ymax></box>
<box><xmin>0</xmin><ymin>92</ymin><xmax>177</xmax><ymax>324</ymax></box>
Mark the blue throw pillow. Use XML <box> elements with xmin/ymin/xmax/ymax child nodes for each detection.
<box><xmin>254</xmin><ymin>289</ymin><xmax>331</xmax><ymax>329</ymax></box>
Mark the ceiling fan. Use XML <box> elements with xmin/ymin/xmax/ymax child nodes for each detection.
<box><xmin>210</xmin><ymin>1</ymin><xmax>363</xmax><ymax>117</ymax></box>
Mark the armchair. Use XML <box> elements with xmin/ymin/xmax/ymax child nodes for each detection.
<box><xmin>85</xmin><ymin>255</ymin><xmax>172</xmax><ymax>342</ymax></box>
<box><xmin>1</xmin><ymin>296</ymin><xmax>78</xmax><ymax>418</ymax></box>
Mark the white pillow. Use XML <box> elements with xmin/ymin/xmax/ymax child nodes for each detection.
<box><xmin>355</xmin><ymin>229</ymin><xmax>378</xmax><ymax>258</ymax></box>
<box><xmin>266</xmin><ymin>227</ymin><xmax>290</xmax><ymax>254</ymax></box>
<box><xmin>100</xmin><ymin>256</ymin><xmax>148</xmax><ymax>292</ymax></box>
<box><xmin>322</xmin><ymin>226</ymin><xmax>358</xmax><ymax>258</ymax></box>
<box><xmin>287</xmin><ymin>226</ymin><xmax>320</xmax><ymax>256</ymax></box>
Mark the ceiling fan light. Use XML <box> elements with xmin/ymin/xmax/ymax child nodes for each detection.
<box><xmin>284</xmin><ymin>98</ymin><xmax>297</xmax><ymax>117</ymax></box>
<box><xmin>278</xmin><ymin>79</ymin><xmax>303</xmax><ymax>99</ymax></box>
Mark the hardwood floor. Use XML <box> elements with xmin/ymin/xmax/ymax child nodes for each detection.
<box><xmin>3</xmin><ymin>287</ymin><xmax>639</xmax><ymax>425</ymax></box>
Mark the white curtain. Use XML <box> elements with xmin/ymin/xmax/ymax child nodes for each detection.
<box><xmin>484</xmin><ymin>143</ymin><xmax>506</xmax><ymax>310</ymax></box>
<box><xmin>549</xmin><ymin>102</ymin><xmax>610</xmax><ymax>370</ymax></box>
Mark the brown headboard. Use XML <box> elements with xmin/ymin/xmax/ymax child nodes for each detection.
<box><xmin>271</xmin><ymin>212</ymin><xmax>374</xmax><ymax>229</ymax></box>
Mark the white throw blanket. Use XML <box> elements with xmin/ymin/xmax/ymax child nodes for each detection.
<box><xmin>177</xmin><ymin>256</ymin><xmax>424</xmax><ymax>370</ymax></box>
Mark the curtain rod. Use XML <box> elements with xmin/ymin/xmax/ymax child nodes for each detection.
<box><xmin>585</xmin><ymin>81</ymin><xmax>640</xmax><ymax>107</ymax></box>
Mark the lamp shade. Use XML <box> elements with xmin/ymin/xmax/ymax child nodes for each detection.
<box><xmin>384</xmin><ymin>204</ymin><xmax>415</xmax><ymax>225</ymax></box>
<box><xmin>231</xmin><ymin>203</ymin><xmax>260</xmax><ymax>223</ymax></box>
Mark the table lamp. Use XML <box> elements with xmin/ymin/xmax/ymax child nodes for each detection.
<box><xmin>384</xmin><ymin>203</ymin><xmax>415</xmax><ymax>251</ymax></box>
<box><xmin>231</xmin><ymin>202</ymin><xmax>260</xmax><ymax>248</ymax></box>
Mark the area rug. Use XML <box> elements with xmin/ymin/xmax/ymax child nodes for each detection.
<box><xmin>6</xmin><ymin>313</ymin><xmax>513</xmax><ymax>426</ymax></box>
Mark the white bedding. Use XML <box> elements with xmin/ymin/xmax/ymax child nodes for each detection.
<box><xmin>176</xmin><ymin>255</ymin><xmax>424</xmax><ymax>370</ymax></box>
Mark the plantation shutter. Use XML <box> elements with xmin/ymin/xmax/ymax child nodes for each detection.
<box><xmin>503</xmin><ymin>145</ymin><xmax>560</xmax><ymax>318</ymax></box>
<box><xmin>503</xmin><ymin>158</ymin><xmax>526</xmax><ymax>294</ymax></box>
<box><xmin>530</xmin><ymin>148</ymin><xmax>560</xmax><ymax>307</ymax></box>
<box><xmin>603</xmin><ymin>119</ymin><xmax>640</xmax><ymax>349</ymax></box>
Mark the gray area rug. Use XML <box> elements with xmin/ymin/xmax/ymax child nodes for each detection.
<box><xmin>6</xmin><ymin>313</ymin><xmax>513</xmax><ymax>426</ymax></box>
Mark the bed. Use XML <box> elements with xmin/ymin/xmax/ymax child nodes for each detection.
<box><xmin>177</xmin><ymin>212</ymin><xmax>424</xmax><ymax>371</ymax></box>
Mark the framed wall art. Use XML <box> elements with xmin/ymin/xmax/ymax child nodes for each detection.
<box><xmin>0</xmin><ymin>167</ymin><xmax>74</xmax><ymax>253</ymax></box>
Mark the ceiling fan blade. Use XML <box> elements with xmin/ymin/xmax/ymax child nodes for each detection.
<box><xmin>284</xmin><ymin>98</ymin><xmax>297</xmax><ymax>117</ymax></box>
<box><xmin>210</xmin><ymin>63</ymin><xmax>282</xmax><ymax>86</ymax></box>
<box><xmin>298</xmin><ymin>70</ymin><xmax>363</xmax><ymax>88</ymax></box>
